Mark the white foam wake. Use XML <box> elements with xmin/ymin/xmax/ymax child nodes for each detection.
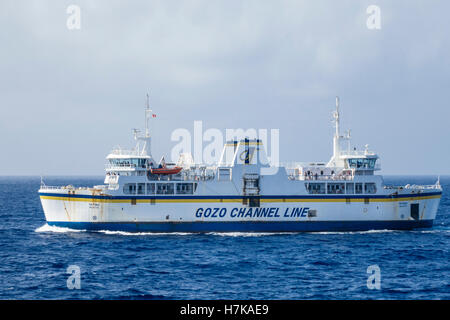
<box><xmin>35</xmin><ymin>225</ymin><xmax>195</xmax><ymax>236</ymax></box>
<box><xmin>209</xmin><ymin>230</ymin><xmax>399</xmax><ymax>236</ymax></box>
<box><xmin>311</xmin><ymin>229</ymin><xmax>397</xmax><ymax>235</ymax></box>
<box><xmin>96</xmin><ymin>230</ymin><xmax>194</xmax><ymax>236</ymax></box>
<box><xmin>35</xmin><ymin>224</ymin><xmax>85</xmax><ymax>233</ymax></box>
<box><xmin>206</xmin><ymin>232</ymin><xmax>299</xmax><ymax>237</ymax></box>
<box><xmin>36</xmin><ymin>225</ymin><xmax>440</xmax><ymax>236</ymax></box>
<box><xmin>96</xmin><ymin>230</ymin><xmax>296</xmax><ymax>237</ymax></box>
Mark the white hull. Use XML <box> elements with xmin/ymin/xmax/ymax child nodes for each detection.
<box><xmin>39</xmin><ymin>190</ymin><xmax>441</xmax><ymax>232</ymax></box>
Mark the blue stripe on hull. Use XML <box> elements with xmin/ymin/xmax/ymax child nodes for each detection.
<box><xmin>47</xmin><ymin>220</ymin><xmax>434</xmax><ymax>233</ymax></box>
<box><xmin>39</xmin><ymin>191</ymin><xmax>442</xmax><ymax>200</ymax></box>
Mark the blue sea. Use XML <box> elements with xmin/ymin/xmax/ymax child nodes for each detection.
<box><xmin>0</xmin><ymin>176</ymin><xmax>448</xmax><ymax>300</ymax></box>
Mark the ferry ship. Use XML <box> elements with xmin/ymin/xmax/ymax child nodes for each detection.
<box><xmin>39</xmin><ymin>97</ymin><xmax>442</xmax><ymax>232</ymax></box>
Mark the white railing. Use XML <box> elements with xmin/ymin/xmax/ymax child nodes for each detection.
<box><xmin>301</xmin><ymin>174</ymin><xmax>354</xmax><ymax>181</ymax></box>
<box><xmin>384</xmin><ymin>184</ymin><xmax>442</xmax><ymax>190</ymax></box>
<box><xmin>339</xmin><ymin>150</ymin><xmax>376</xmax><ymax>156</ymax></box>
<box><xmin>405</xmin><ymin>184</ymin><xmax>441</xmax><ymax>190</ymax></box>
<box><xmin>39</xmin><ymin>185</ymin><xmax>69</xmax><ymax>190</ymax></box>
<box><xmin>105</xmin><ymin>163</ymin><xmax>135</xmax><ymax>169</ymax></box>
<box><xmin>109</xmin><ymin>147</ymin><xmax>145</xmax><ymax>157</ymax></box>
<box><xmin>279</xmin><ymin>162</ymin><xmax>327</xmax><ymax>169</ymax></box>
<box><xmin>40</xmin><ymin>185</ymin><xmax>109</xmax><ymax>192</ymax></box>
<box><xmin>287</xmin><ymin>172</ymin><xmax>354</xmax><ymax>181</ymax></box>
<box><xmin>39</xmin><ymin>185</ymin><xmax>84</xmax><ymax>191</ymax></box>
<box><xmin>105</xmin><ymin>163</ymin><xmax>147</xmax><ymax>170</ymax></box>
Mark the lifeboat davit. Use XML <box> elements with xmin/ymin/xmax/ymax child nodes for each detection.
<box><xmin>150</xmin><ymin>166</ymin><xmax>182</xmax><ymax>175</ymax></box>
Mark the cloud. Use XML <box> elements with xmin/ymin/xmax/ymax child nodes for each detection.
<box><xmin>0</xmin><ymin>0</ymin><xmax>449</xmax><ymax>174</ymax></box>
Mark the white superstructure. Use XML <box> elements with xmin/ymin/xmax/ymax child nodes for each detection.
<box><xmin>39</xmin><ymin>97</ymin><xmax>442</xmax><ymax>232</ymax></box>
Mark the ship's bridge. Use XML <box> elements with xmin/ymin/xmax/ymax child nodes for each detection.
<box><xmin>105</xmin><ymin>147</ymin><xmax>154</xmax><ymax>173</ymax></box>
<box><xmin>218</xmin><ymin>138</ymin><xmax>269</xmax><ymax>168</ymax></box>
<box><xmin>105</xmin><ymin>94</ymin><xmax>156</xmax><ymax>179</ymax></box>
<box><xmin>340</xmin><ymin>151</ymin><xmax>380</xmax><ymax>172</ymax></box>
<box><xmin>285</xmin><ymin>97</ymin><xmax>381</xmax><ymax>181</ymax></box>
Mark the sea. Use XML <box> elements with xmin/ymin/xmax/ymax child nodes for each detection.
<box><xmin>0</xmin><ymin>176</ymin><xmax>448</xmax><ymax>300</ymax></box>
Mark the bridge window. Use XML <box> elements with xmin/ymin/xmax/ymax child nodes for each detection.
<box><xmin>346</xmin><ymin>183</ymin><xmax>354</xmax><ymax>194</ymax></box>
<box><xmin>347</xmin><ymin>158</ymin><xmax>376</xmax><ymax>170</ymax></box>
<box><xmin>355</xmin><ymin>183</ymin><xmax>363</xmax><ymax>194</ymax></box>
<box><xmin>156</xmin><ymin>183</ymin><xmax>174</xmax><ymax>195</ymax></box>
<box><xmin>123</xmin><ymin>183</ymin><xmax>136</xmax><ymax>194</ymax></box>
<box><xmin>305</xmin><ymin>183</ymin><xmax>326</xmax><ymax>194</ymax></box>
<box><xmin>327</xmin><ymin>183</ymin><xmax>345</xmax><ymax>194</ymax></box>
<box><xmin>176</xmin><ymin>183</ymin><xmax>195</xmax><ymax>194</ymax></box>
<box><xmin>110</xmin><ymin>158</ymin><xmax>148</xmax><ymax>168</ymax></box>
<box><xmin>364</xmin><ymin>183</ymin><xmax>377</xmax><ymax>194</ymax></box>
<box><xmin>137</xmin><ymin>183</ymin><xmax>145</xmax><ymax>195</ymax></box>
<box><xmin>147</xmin><ymin>183</ymin><xmax>156</xmax><ymax>194</ymax></box>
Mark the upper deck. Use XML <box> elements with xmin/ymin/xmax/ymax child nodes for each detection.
<box><xmin>39</xmin><ymin>96</ymin><xmax>442</xmax><ymax>199</ymax></box>
<box><xmin>100</xmin><ymin>97</ymin><xmax>385</xmax><ymax>195</ymax></box>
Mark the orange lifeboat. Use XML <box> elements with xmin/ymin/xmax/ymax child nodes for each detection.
<box><xmin>150</xmin><ymin>166</ymin><xmax>182</xmax><ymax>175</ymax></box>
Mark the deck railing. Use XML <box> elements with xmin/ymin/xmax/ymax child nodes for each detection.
<box><xmin>384</xmin><ymin>184</ymin><xmax>442</xmax><ymax>190</ymax></box>
<box><xmin>39</xmin><ymin>185</ymin><xmax>67</xmax><ymax>190</ymax></box>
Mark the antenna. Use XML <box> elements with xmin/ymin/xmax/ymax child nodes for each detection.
<box><xmin>134</xmin><ymin>93</ymin><xmax>154</xmax><ymax>158</ymax></box>
<box><xmin>145</xmin><ymin>93</ymin><xmax>152</xmax><ymax>138</ymax></box>
<box><xmin>328</xmin><ymin>96</ymin><xmax>342</xmax><ymax>167</ymax></box>
<box><xmin>346</xmin><ymin>129</ymin><xmax>351</xmax><ymax>153</ymax></box>
<box><xmin>132</xmin><ymin>128</ymin><xmax>140</xmax><ymax>140</ymax></box>
<box><xmin>333</xmin><ymin>96</ymin><xmax>340</xmax><ymax>137</ymax></box>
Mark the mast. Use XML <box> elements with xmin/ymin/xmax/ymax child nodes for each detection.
<box><xmin>334</xmin><ymin>96</ymin><xmax>340</xmax><ymax>137</ymax></box>
<box><xmin>145</xmin><ymin>93</ymin><xmax>151</xmax><ymax>139</ymax></box>
<box><xmin>144</xmin><ymin>93</ymin><xmax>152</xmax><ymax>157</ymax></box>
<box><xmin>332</xmin><ymin>96</ymin><xmax>341</xmax><ymax>160</ymax></box>
<box><xmin>134</xmin><ymin>93</ymin><xmax>153</xmax><ymax>158</ymax></box>
<box><xmin>327</xmin><ymin>96</ymin><xmax>346</xmax><ymax>167</ymax></box>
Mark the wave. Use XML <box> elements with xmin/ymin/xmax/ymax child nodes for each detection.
<box><xmin>410</xmin><ymin>229</ymin><xmax>450</xmax><ymax>234</ymax></box>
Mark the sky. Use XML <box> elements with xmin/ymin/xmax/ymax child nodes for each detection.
<box><xmin>0</xmin><ymin>0</ymin><xmax>449</xmax><ymax>175</ymax></box>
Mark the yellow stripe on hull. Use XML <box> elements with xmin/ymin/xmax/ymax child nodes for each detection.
<box><xmin>39</xmin><ymin>194</ymin><xmax>441</xmax><ymax>204</ymax></box>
